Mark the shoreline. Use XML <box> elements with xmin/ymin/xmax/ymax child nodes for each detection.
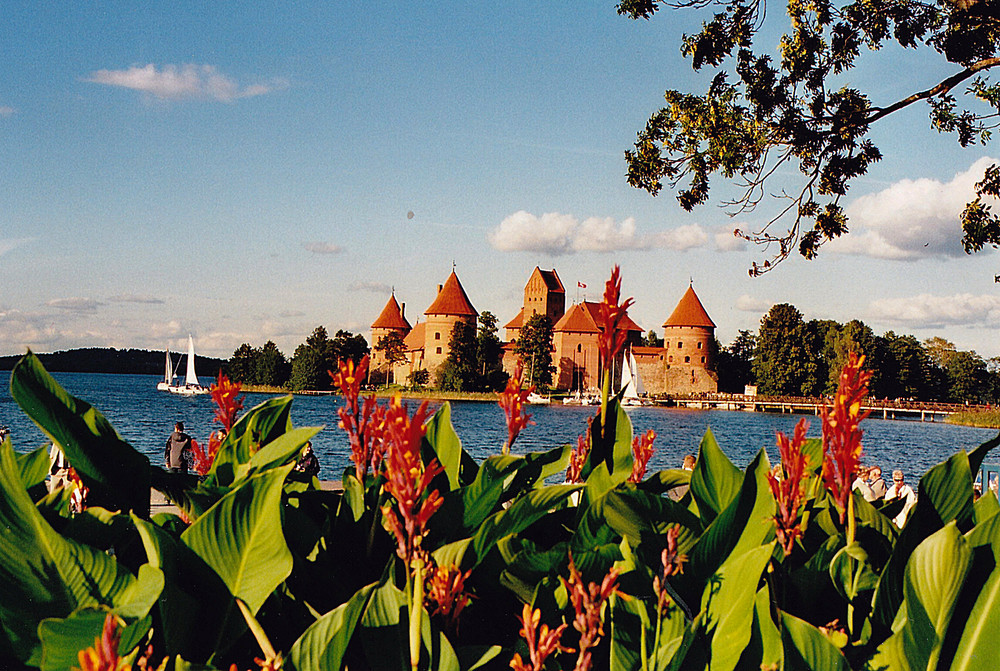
<box><xmin>239</xmin><ymin>384</ymin><xmax>503</xmax><ymax>403</ymax></box>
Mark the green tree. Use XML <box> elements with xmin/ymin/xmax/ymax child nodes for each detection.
<box><xmin>226</xmin><ymin>343</ymin><xmax>255</xmax><ymax>384</ymax></box>
<box><xmin>753</xmin><ymin>304</ymin><xmax>816</xmax><ymax>395</ymax></box>
<box><xmin>617</xmin><ymin>0</ymin><xmax>1000</xmax><ymax>272</ymax></box>
<box><xmin>715</xmin><ymin>330</ymin><xmax>756</xmax><ymax>393</ymax></box>
<box><xmin>642</xmin><ymin>329</ymin><xmax>664</xmax><ymax>347</ymax></box>
<box><xmin>288</xmin><ymin>346</ymin><xmax>323</xmax><ymax>392</ymax></box>
<box><xmin>331</xmin><ymin>330</ymin><xmax>369</xmax><ymax>366</ymax></box>
<box><xmin>254</xmin><ymin>340</ymin><xmax>288</xmax><ymax>388</ymax></box>
<box><xmin>476</xmin><ymin>311</ymin><xmax>507</xmax><ymax>391</ymax></box>
<box><xmin>437</xmin><ymin>319</ymin><xmax>479</xmax><ymax>391</ymax></box>
<box><xmin>827</xmin><ymin>320</ymin><xmax>876</xmax><ymax>393</ymax></box>
<box><xmin>374</xmin><ymin>332</ymin><xmax>408</xmax><ymax>386</ymax></box>
<box><xmin>514</xmin><ymin>314</ymin><xmax>555</xmax><ymax>389</ymax></box>
<box><xmin>946</xmin><ymin>349</ymin><xmax>987</xmax><ymax>402</ymax></box>
<box><xmin>804</xmin><ymin>318</ymin><xmax>841</xmax><ymax>396</ymax></box>
<box><xmin>874</xmin><ymin>332</ymin><xmax>936</xmax><ymax>400</ymax></box>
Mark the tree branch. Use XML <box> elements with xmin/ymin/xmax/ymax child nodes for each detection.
<box><xmin>867</xmin><ymin>57</ymin><xmax>1000</xmax><ymax>125</ymax></box>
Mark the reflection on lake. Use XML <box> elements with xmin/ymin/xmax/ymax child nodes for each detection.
<box><xmin>2</xmin><ymin>371</ymin><xmax>997</xmax><ymax>483</ymax></box>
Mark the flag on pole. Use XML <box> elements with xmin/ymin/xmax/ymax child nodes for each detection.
<box><xmin>578</xmin><ymin>282</ymin><xmax>586</xmax><ymax>288</ymax></box>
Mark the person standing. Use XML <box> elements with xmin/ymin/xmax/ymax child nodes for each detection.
<box><xmin>166</xmin><ymin>422</ymin><xmax>192</xmax><ymax>474</ymax></box>
<box><xmin>868</xmin><ymin>466</ymin><xmax>888</xmax><ymax>500</ymax></box>
<box><xmin>884</xmin><ymin>469</ymin><xmax>917</xmax><ymax>527</ymax></box>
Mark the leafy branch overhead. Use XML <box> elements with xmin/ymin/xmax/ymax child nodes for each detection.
<box><xmin>617</xmin><ymin>0</ymin><xmax>1000</xmax><ymax>274</ymax></box>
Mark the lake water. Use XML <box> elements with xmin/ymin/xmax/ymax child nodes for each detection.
<box><xmin>2</xmin><ymin>371</ymin><xmax>998</xmax><ymax>483</ymax></box>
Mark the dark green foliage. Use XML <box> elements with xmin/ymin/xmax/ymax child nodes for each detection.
<box><xmin>754</xmin><ymin>304</ymin><xmax>818</xmax><ymax>395</ymax></box>
<box><xmin>373</xmin><ymin>332</ymin><xmax>407</xmax><ymax>386</ymax></box>
<box><xmin>330</xmin><ymin>330</ymin><xmax>369</xmax><ymax>367</ymax></box>
<box><xmin>619</xmin><ymin>0</ymin><xmax>1000</xmax><ymax>272</ymax></box>
<box><xmin>513</xmin><ymin>313</ymin><xmax>555</xmax><ymax>389</ymax></box>
<box><xmin>288</xmin><ymin>326</ymin><xmax>338</xmax><ymax>392</ymax></box>
<box><xmin>715</xmin><ymin>330</ymin><xmax>756</xmax><ymax>392</ymax></box>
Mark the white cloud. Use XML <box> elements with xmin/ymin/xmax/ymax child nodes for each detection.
<box><xmin>829</xmin><ymin>156</ymin><xmax>998</xmax><ymax>259</ymax></box>
<box><xmin>714</xmin><ymin>226</ymin><xmax>748</xmax><ymax>252</ymax></box>
<box><xmin>84</xmin><ymin>64</ymin><xmax>282</xmax><ymax>102</ymax></box>
<box><xmin>736</xmin><ymin>295</ymin><xmax>772</xmax><ymax>313</ymax></box>
<box><xmin>108</xmin><ymin>294</ymin><xmax>164</xmax><ymax>304</ymax></box>
<box><xmin>488</xmin><ymin>211</ymin><xmax>710</xmax><ymax>254</ymax></box>
<box><xmin>868</xmin><ymin>293</ymin><xmax>1000</xmax><ymax>328</ymax></box>
<box><xmin>0</xmin><ymin>238</ymin><xmax>33</xmax><ymax>256</ymax></box>
<box><xmin>0</xmin><ymin>106</ymin><xmax>14</xmax><ymax>117</ymax></box>
<box><xmin>303</xmin><ymin>241</ymin><xmax>343</xmax><ymax>254</ymax></box>
<box><xmin>349</xmin><ymin>281</ymin><xmax>393</xmax><ymax>294</ymax></box>
<box><xmin>46</xmin><ymin>297</ymin><xmax>103</xmax><ymax>312</ymax></box>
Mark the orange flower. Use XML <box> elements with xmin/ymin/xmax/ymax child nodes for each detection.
<box><xmin>211</xmin><ymin>372</ymin><xmax>244</xmax><ymax>432</ymax></box>
<box><xmin>331</xmin><ymin>355</ymin><xmax>369</xmax><ymax>415</ymax></box>
<box><xmin>653</xmin><ymin>525</ymin><xmax>687</xmax><ymax>614</ymax></box>
<box><xmin>498</xmin><ymin>363</ymin><xmax>535</xmax><ymax>454</ymax></box>
<box><xmin>510</xmin><ymin>604</ymin><xmax>571</xmax><ymax>671</ymax></box>
<box><xmin>68</xmin><ymin>467</ymin><xmax>89</xmax><ymax>515</ymax></box>
<box><xmin>334</xmin><ymin>355</ymin><xmax>388</xmax><ymax>481</ymax></box>
<box><xmin>628</xmin><ymin>429</ymin><xmax>656</xmax><ymax>483</ymax></box>
<box><xmin>767</xmin><ymin>418</ymin><xmax>811</xmax><ymax>555</ymax></box>
<box><xmin>563</xmin><ymin>553</ymin><xmax>621</xmax><ymax>671</ymax></box>
<box><xmin>821</xmin><ymin>352</ymin><xmax>872</xmax><ymax>524</ymax></box>
<box><xmin>425</xmin><ymin>563</ymin><xmax>474</xmax><ymax>634</ymax></box>
<box><xmin>596</xmin><ymin>266</ymin><xmax>635</xmax><ymax>372</ymax></box>
<box><xmin>76</xmin><ymin>613</ymin><xmax>128</xmax><ymax>671</ymax></box>
<box><xmin>566</xmin><ymin>421</ymin><xmax>592</xmax><ymax>484</ymax></box>
<box><xmin>380</xmin><ymin>395</ymin><xmax>443</xmax><ymax>563</ymax></box>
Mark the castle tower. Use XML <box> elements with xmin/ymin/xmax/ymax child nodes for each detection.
<box><xmin>504</xmin><ymin>267</ymin><xmax>565</xmax><ymax>341</ymax></box>
<box><xmin>660</xmin><ymin>284</ymin><xmax>717</xmax><ymax>394</ymax></box>
<box><xmin>423</xmin><ymin>270</ymin><xmax>477</xmax><ymax>379</ymax></box>
<box><xmin>370</xmin><ymin>293</ymin><xmax>411</xmax><ymax>374</ymax></box>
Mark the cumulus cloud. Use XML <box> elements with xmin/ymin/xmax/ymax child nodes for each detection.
<box><xmin>83</xmin><ymin>64</ymin><xmax>283</xmax><ymax>102</ymax></box>
<box><xmin>46</xmin><ymin>297</ymin><xmax>103</xmax><ymax>313</ymax></box>
<box><xmin>349</xmin><ymin>281</ymin><xmax>393</xmax><ymax>294</ymax></box>
<box><xmin>714</xmin><ymin>227</ymin><xmax>748</xmax><ymax>252</ymax></box>
<box><xmin>303</xmin><ymin>241</ymin><xmax>343</xmax><ymax>254</ymax></box>
<box><xmin>0</xmin><ymin>106</ymin><xmax>14</xmax><ymax>117</ymax></box>
<box><xmin>488</xmin><ymin>211</ymin><xmax>710</xmax><ymax>254</ymax></box>
<box><xmin>828</xmin><ymin>157</ymin><xmax>999</xmax><ymax>259</ymax></box>
<box><xmin>736</xmin><ymin>295</ymin><xmax>772</xmax><ymax>313</ymax></box>
<box><xmin>108</xmin><ymin>294</ymin><xmax>164</xmax><ymax>304</ymax></box>
<box><xmin>0</xmin><ymin>309</ymin><xmax>61</xmax><ymax>349</ymax></box>
<box><xmin>869</xmin><ymin>293</ymin><xmax>1000</xmax><ymax>328</ymax></box>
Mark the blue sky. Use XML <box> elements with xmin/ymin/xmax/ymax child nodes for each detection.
<box><xmin>2</xmin><ymin>3</ymin><xmax>998</xmax><ymax>360</ymax></box>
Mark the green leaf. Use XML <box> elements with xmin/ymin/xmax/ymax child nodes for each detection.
<box><xmin>470</xmin><ymin>485</ymin><xmax>579</xmax><ymax>566</ymax></box>
<box><xmin>424</xmin><ymin>402</ymin><xmax>465</xmax><ymax>491</ymax></box>
<box><xmin>232</xmin><ymin>426</ymin><xmax>322</xmax><ymax>485</ymax></box>
<box><xmin>780</xmin><ymin>611</ymin><xmax>849</xmax><ymax>671</ymax></box>
<box><xmin>690</xmin><ymin>428</ymin><xmax>742</xmax><ymax>524</ymax></box>
<box><xmin>829</xmin><ymin>542</ymin><xmax>878</xmax><ymax>603</ymax></box>
<box><xmin>181</xmin><ymin>465</ymin><xmax>294</xmax><ymax>613</ymax></box>
<box><xmin>700</xmin><ymin>544</ymin><xmax>773</xmax><ymax>671</ymax></box>
<box><xmin>38</xmin><ymin>608</ymin><xmax>111</xmax><ymax>671</ymax></box>
<box><xmin>288</xmin><ymin>583</ymin><xmax>376</xmax><ymax>671</ymax></box>
<box><xmin>210</xmin><ymin>395</ymin><xmax>294</xmax><ymax>486</ymax></box>
<box><xmin>948</xmin><ymin>512</ymin><xmax>1000</xmax><ymax>671</ymax></box>
<box><xmin>16</xmin><ymin>444</ymin><xmax>51</xmax><ymax>494</ymax></box>
<box><xmin>10</xmin><ymin>352</ymin><xmax>150</xmax><ymax>516</ymax></box>
<box><xmin>0</xmin><ymin>440</ymin><xmax>139</xmax><ymax>663</ymax></box>
<box><xmin>973</xmin><ymin>490</ymin><xmax>1000</xmax><ymax>525</ymax></box>
<box><xmin>602</xmin><ymin>487</ymin><xmax>703</xmax><ymax>546</ymax></box>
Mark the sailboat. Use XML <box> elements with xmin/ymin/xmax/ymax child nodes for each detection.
<box><xmin>156</xmin><ymin>348</ymin><xmax>178</xmax><ymax>391</ymax></box>
<box><xmin>621</xmin><ymin>348</ymin><xmax>647</xmax><ymax>407</ymax></box>
<box><xmin>168</xmin><ymin>335</ymin><xmax>210</xmax><ymax>396</ymax></box>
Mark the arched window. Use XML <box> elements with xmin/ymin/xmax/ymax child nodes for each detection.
<box><xmin>685</xmin><ymin>356</ymin><xmax>690</xmax><ymax>363</ymax></box>
<box><xmin>677</xmin><ymin>341</ymin><xmax>683</xmax><ymax>348</ymax></box>
<box><xmin>435</xmin><ymin>332</ymin><xmax>441</xmax><ymax>340</ymax></box>
<box><xmin>697</xmin><ymin>341</ymin><xmax>703</xmax><ymax>349</ymax></box>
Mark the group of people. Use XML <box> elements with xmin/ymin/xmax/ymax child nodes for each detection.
<box><xmin>164</xmin><ymin>421</ymin><xmax>320</xmax><ymax>478</ymax></box>
<box><xmin>853</xmin><ymin>466</ymin><xmax>917</xmax><ymax>527</ymax></box>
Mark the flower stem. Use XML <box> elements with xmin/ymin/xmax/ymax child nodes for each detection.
<box><xmin>409</xmin><ymin>556</ymin><xmax>424</xmax><ymax>671</ymax></box>
<box><xmin>847</xmin><ymin>490</ymin><xmax>856</xmax><ymax>546</ymax></box>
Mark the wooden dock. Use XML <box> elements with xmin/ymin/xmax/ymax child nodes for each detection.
<box><xmin>661</xmin><ymin>393</ymin><xmax>983</xmax><ymax>422</ymax></box>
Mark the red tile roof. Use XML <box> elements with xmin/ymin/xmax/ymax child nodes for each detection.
<box><xmin>553</xmin><ymin>303</ymin><xmax>601</xmax><ymax>333</ymax></box>
<box><xmin>425</xmin><ymin>271</ymin><xmax>477</xmax><ymax>317</ymax></box>
<box><xmin>536</xmin><ymin>268</ymin><xmax>565</xmax><ymax>292</ymax></box>
<box><xmin>504</xmin><ymin>308</ymin><xmax>525</xmax><ymax>330</ymax></box>
<box><xmin>663</xmin><ymin>285</ymin><xmax>716</xmax><ymax>328</ymax></box>
<box><xmin>371</xmin><ymin>294</ymin><xmax>411</xmax><ymax>331</ymax></box>
<box><xmin>581</xmin><ymin>301</ymin><xmax>643</xmax><ymax>333</ymax></box>
<box><xmin>403</xmin><ymin>322</ymin><xmax>425</xmax><ymax>351</ymax></box>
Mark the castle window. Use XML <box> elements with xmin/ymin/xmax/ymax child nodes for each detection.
<box><xmin>677</xmin><ymin>341</ymin><xmax>683</xmax><ymax>348</ymax></box>
<box><xmin>668</xmin><ymin>356</ymin><xmax>673</xmax><ymax>363</ymax></box>
<box><xmin>435</xmin><ymin>332</ymin><xmax>441</xmax><ymax>340</ymax></box>
<box><xmin>577</xmin><ymin>344</ymin><xmax>582</xmax><ymax>352</ymax></box>
<box><xmin>701</xmin><ymin>356</ymin><xmax>705</xmax><ymax>363</ymax></box>
<box><xmin>697</xmin><ymin>341</ymin><xmax>703</xmax><ymax>349</ymax></box>
<box><xmin>436</xmin><ymin>347</ymin><xmax>442</xmax><ymax>354</ymax></box>
<box><xmin>685</xmin><ymin>356</ymin><xmax>690</xmax><ymax>363</ymax></box>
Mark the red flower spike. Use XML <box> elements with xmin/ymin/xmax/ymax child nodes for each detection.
<box><xmin>567</xmin><ymin>418</ymin><xmax>593</xmax><ymax>484</ymax></box>
<box><xmin>67</xmin><ymin>467</ymin><xmax>89</xmax><ymax>515</ymax></box>
<box><xmin>498</xmin><ymin>362</ymin><xmax>535</xmax><ymax>454</ymax></box>
<box><xmin>821</xmin><ymin>352</ymin><xmax>872</xmax><ymax>524</ymax></box>
<box><xmin>510</xmin><ymin>604</ymin><xmax>572</xmax><ymax>671</ymax></box>
<box><xmin>596</xmin><ymin>266</ymin><xmax>635</xmax><ymax>371</ymax></box>
<box><xmin>767</xmin><ymin>418</ymin><xmax>811</xmax><ymax>555</ymax></box>
<box><xmin>562</xmin><ymin>553</ymin><xmax>622</xmax><ymax>671</ymax></box>
<box><xmin>211</xmin><ymin>372</ymin><xmax>244</xmax><ymax>432</ymax></box>
<box><xmin>653</xmin><ymin>525</ymin><xmax>688</xmax><ymax>615</ymax></box>
<box><xmin>629</xmin><ymin>429</ymin><xmax>656</xmax><ymax>483</ymax></box>
<box><xmin>425</xmin><ymin>563</ymin><xmax>474</xmax><ymax>634</ymax></box>
<box><xmin>334</xmin><ymin>355</ymin><xmax>388</xmax><ymax>481</ymax></box>
<box><xmin>380</xmin><ymin>395</ymin><xmax>443</xmax><ymax>563</ymax></box>
<box><xmin>76</xmin><ymin>613</ymin><xmax>125</xmax><ymax>671</ymax></box>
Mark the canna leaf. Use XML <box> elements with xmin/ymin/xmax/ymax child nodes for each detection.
<box><xmin>690</xmin><ymin>428</ymin><xmax>741</xmax><ymax>524</ymax></box>
<box><xmin>288</xmin><ymin>583</ymin><xmax>376</xmax><ymax>671</ymax></box>
<box><xmin>781</xmin><ymin>610</ymin><xmax>849</xmax><ymax>671</ymax></box>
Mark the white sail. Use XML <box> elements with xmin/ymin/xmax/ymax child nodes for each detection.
<box><xmin>157</xmin><ymin>347</ymin><xmax>176</xmax><ymax>390</ymax></box>
<box><xmin>622</xmin><ymin>349</ymin><xmax>645</xmax><ymax>406</ymax></box>
<box><xmin>620</xmin><ymin>350</ymin><xmax>635</xmax><ymax>398</ymax></box>
<box><xmin>631</xmin><ymin>350</ymin><xmax>646</xmax><ymax>397</ymax></box>
<box><xmin>184</xmin><ymin>335</ymin><xmax>199</xmax><ymax>386</ymax></box>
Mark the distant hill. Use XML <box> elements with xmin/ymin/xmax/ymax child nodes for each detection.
<box><xmin>0</xmin><ymin>348</ymin><xmax>226</xmax><ymax>377</ymax></box>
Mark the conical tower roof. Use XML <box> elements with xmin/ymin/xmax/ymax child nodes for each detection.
<box><xmin>425</xmin><ymin>271</ymin><xmax>477</xmax><ymax>317</ymax></box>
<box><xmin>663</xmin><ymin>285</ymin><xmax>716</xmax><ymax>328</ymax></box>
<box><xmin>371</xmin><ymin>294</ymin><xmax>411</xmax><ymax>331</ymax></box>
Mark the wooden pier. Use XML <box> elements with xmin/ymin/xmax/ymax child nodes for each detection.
<box><xmin>661</xmin><ymin>393</ymin><xmax>983</xmax><ymax>422</ymax></box>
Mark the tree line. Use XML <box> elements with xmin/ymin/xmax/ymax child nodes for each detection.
<box><xmin>714</xmin><ymin>303</ymin><xmax>1000</xmax><ymax>404</ymax></box>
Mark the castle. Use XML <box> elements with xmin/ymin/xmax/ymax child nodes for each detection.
<box><xmin>370</xmin><ymin>266</ymin><xmax>718</xmax><ymax>395</ymax></box>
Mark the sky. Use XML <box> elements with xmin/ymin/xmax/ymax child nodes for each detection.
<box><xmin>2</xmin><ymin>3</ymin><xmax>999</xmax><ymax>361</ymax></box>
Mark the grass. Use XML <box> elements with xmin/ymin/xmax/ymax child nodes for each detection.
<box><xmin>947</xmin><ymin>409</ymin><xmax>1000</xmax><ymax>428</ymax></box>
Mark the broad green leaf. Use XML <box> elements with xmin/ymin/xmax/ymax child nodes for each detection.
<box><xmin>700</xmin><ymin>544</ymin><xmax>773</xmax><ymax>671</ymax></box>
<box><xmin>602</xmin><ymin>487</ymin><xmax>703</xmax><ymax>546</ymax></box>
<box><xmin>948</xmin><ymin>512</ymin><xmax>1000</xmax><ymax>671</ymax></box>
<box><xmin>637</xmin><ymin>467</ymin><xmax>691</xmax><ymax>497</ymax></box>
<box><xmin>232</xmin><ymin>426</ymin><xmax>322</xmax><ymax>485</ymax></box>
<box><xmin>181</xmin><ymin>465</ymin><xmax>294</xmax><ymax>613</ymax></box>
<box><xmin>456</xmin><ymin>645</ymin><xmax>503</xmax><ymax>671</ymax></box>
<box><xmin>968</xmin><ymin>430</ymin><xmax>1000</xmax><ymax>479</ymax></box>
<box><xmin>781</xmin><ymin>611</ymin><xmax>849</xmax><ymax>671</ymax></box>
<box><xmin>829</xmin><ymin>542</ymin><xmax>878</xmax><ymax>603</ymax></box>
<box><xmin>38</xmin><ymin>608</ymin><xmax>113</xmax><ymax>671</ymax></box>
<box><xmin>973</xmin><ymin>489</ymin><xmax>1000</xmax><ymax>525</ymax></box>
<box><xmin>115</xmin><ymin>564</ymin><xmax>165</xmax><ymax>619</ymax></box>
<box><xmin>470</xmin><ymin>485</ymin><xmax>579</xmax><ymax>566</ymax></box>
<box><xmin>584</xmin><ymin>398</ymin><xmax>633</xmax><ymax>490</ymax></box>
<box><xmin>0</xmin><ymin>440</ymin><xmax>139</xmax><ymax>663</ymax></box>
<box><xmin>16</xmin><ymin>444</ymin><xmax>50</xmax><ymax>494</ymax></box>
<box><xmin>210</xmin><ymin>395</ymin><xmax>294</xmax><ymax>485</ymax></box>
<box><xmin>424</xmin><ymin>402</ymin><xmax>464</xmax><ymax>491</ymax></box>
<box><xmin>690</xmin><ymin>428</ymin><xmax>741</xmax><ymax>524</ymax></box>
<box><xmin>288</xmin><ymin>583</ymin><xmax>375</xmax><ymax>671</ymax></box>
<box><xmin>11</xmin><ymin>352</ymin><xmax>150</xmax><ymax>516</ymax></box>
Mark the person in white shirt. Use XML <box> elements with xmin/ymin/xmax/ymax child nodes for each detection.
<box><xmin>884</xmin><ymin>469</ymin><xmax>917</xmax><ymax>528</ymax></box>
